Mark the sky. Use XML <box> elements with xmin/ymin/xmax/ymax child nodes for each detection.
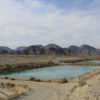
<box><xmin>0</xmin><ymin>0</ymin><xmax>100</xmax><ymax>48</ymax></box>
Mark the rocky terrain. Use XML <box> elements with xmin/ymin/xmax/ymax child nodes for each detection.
<box><xmin>68</xmin><ymin>45</ymin><xmax>100</xmax><ymax>56</ymax></box>
<box><xmin>0</xmin><ymin>44</ymin><xmax>100</xmax><ymax>56</ymax></box>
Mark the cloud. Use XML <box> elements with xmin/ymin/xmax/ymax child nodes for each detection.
<box><xmin>24</xmin><ymin>0</ymin><xmax>45</xmax><ymax>8</ymax></box>
<box><xmin>0</xmin><ymin>0</ymin><xmax>100</xmax><ymax>48</ymax></box>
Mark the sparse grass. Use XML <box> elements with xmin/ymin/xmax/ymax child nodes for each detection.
<box><xmin>60</xmin><ymin>58</ymin><xmax>88</xmax><ymax>63</ymax></box>
<box><xmin>0</xmin><ymin>80</ymin><xmax>29</xmax><ymax>100</ymax></box>
<box><xmin>0</xmin><ymin>82</ymin><xmax>15</xmax><ymax>88</ymax></box>
<box><xmin>6</xmin><ymin>82</ymin><xmax>15</xmax><ymax>88</ymax></box>
<box><xmin>0</xmin><ymin>82</ymin><xmax>5</xmax><ymax>88</ymax></box>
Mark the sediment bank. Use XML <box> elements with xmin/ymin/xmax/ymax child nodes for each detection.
<box><xmin>0</xmin><ymin>62</ymin><xmax>58</xmax><ymax>74</ymax></box>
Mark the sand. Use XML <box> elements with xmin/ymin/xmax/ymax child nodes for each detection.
<box><xmin>0</xmin><ymin>79</ymin><xmax>76</xmax><ymax>100</ymax></box>
<box><xmin>0</xmin><ymin>69</ymin><xmax>99</xmax><ymax>100</ymax></box>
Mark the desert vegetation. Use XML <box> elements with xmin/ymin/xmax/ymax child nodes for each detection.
<box><xmin>59</xmin><ymin>78</ymin><xmax>68</xmax><ymax>83</ymax></box>
<box><xmin>0</xmin><ymin>81</ymin><xmax>30</xmax><ymax>100</ymax></box>
<box><xmin>29</xmin><ymin>77</ymin><xmax>41</xmax><ymax>82</ymax></box>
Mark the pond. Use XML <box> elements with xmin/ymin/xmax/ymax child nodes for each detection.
<box><xmin>0</xmin><ymin>65</ymin><xmax>100</xmax><ymax>79</ymax></box>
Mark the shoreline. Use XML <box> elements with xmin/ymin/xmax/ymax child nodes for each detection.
<box><xmin>0</xmin><ymin>62</ymin><xmax>58</xmax><ymax>74</ymax></box>
<box><xmin>0</xmin><ymin>67</ymin><xmax>100</xmax><ymax>100</ymax></box>
<box><xmin>1</xmin><ymin>67</ymin><xmax>100</xmax><ymax>84</ymax></box>
<box><xmin>0</xmin><ymin>62</ymin><xmax>100</xmax><ymax>74</ymax></box>
<box><xmin>0</xmin><ymin>55</ymin><xmax>100</xmax><ymax>74</ymax></box>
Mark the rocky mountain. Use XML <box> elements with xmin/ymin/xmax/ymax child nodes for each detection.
<box><xmin>97</xmin><ymin>49</ymin><xmax>100</xmax><ymax>54</ymax></box>
<box><xmin>68</xmin><ymin>45</ymin><xmax>100</xmax><ymax>56</ymax></box>
<box><xmin>0</xmin><ymin>46</ymin><xmax>12</xmax><ymax>52</ymax></box>
<box><xmin>68</xmin><ymin>45</ymin><xmax>79</xmax><ymax>55</ymax></box>
<box><xmin>15</xmin><ymin>46</ymin><xmax>27</xmax><ymax>51</ymax></box>
<box><xmin>18</xmin><ymin>45</ymin><xmax>45</xmax><ymax>55</ymax></box>
<box><xmin>0</xmin><ymin>44</ymin><xmax>100</xmax><ymax>56</ymax></box>
<box><xmin>45</xmin><ymin>44</ymin><xmax>62</xmax><ymax>49</ymax></box>
<box><xmin>17</xmin><ymin>45</ymin><xmax>74</xmax><ymax>56</ymax></box>
<box><xmin>0</xmin><ymin>48</ymin><xmax>8</xmax><ymax>54</ymax></box>
<box><xmin>45</xmin><ymin>48</ymin><xmax>66</xmax><ymax>55</ymax></box>
<box><xmin>64</xmin><ymin>48</ymin><xmax>75</xmax><ymax>56</ymax></box>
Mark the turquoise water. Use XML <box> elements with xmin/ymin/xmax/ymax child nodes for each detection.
<box><xmin>0</xmin><ymin>65</ymin><xmax>100</xmax><ymax>79</ymax></box>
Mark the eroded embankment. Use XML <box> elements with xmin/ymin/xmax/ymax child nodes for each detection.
<box><xmin>0</xmin><ymin>69</ymin><xmax>99</xmax><ymax>100</ymax></box>
<box><xmin>66</xmin><ymin>69</ymin><xmax>100</xmax><ymax>100</ymax></box>
<box><xmin>0</xmin><ymin>62</ymin><xmax>58</xmax><ymax>74</ymax></box>
<box><xmin>0</xmin><ymin>55</ymin><xmax>100</xmax><ymax>75</ymax></box>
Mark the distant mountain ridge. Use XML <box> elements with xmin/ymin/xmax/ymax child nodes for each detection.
<box><xmin>68</xmin><ymin>45</ymin><xmax>100</xmax><ymax>56</ymax></box>
<box><xmin>0</xmin><ymin>46</ymin><xmax>12</xmax><ymax>52</ymax></box>
<box><xmin>0</xmin><ymin>44</ymin><xmax>100</xmax><ymax>56</ymax></box>
<box><xmin>45</xmin><ymin>44</ymin><xmax>62</xmax><ymax>49</ymax></box>
<box><xmin>15</xmin><ymin>46</ymin><xmax>27</xmax><ymax>51</ymax></box>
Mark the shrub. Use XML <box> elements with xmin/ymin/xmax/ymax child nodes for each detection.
<box><xmin>6</xmin><ymin>82</ymin><xmax>15</xmax><ymax>87</ymax></box>
<box><xmin>0</xmin><ymin>82</ymin><xmax>5</xmax><ymax>88</ymax></box>
<box><xmin>5</xmin><ymin>76</ymin><xmax>9</xmax><ymax>79</ymax></box>
<box><xmin>29</xmin><ymin>77</ymin><xmax>36</xmax><ymax>81</ymax></box>
<box><xmin>59</xmin><ymin>78</ymin><xmax>68</xmax><ymax>83</ymax></box>
<box><xmin>35</xmin><ymin>79</ymin><xmax>41</xmax><ymax>82</ymax></box>
<box><xmin>11</xmin><ymin>78</ymin><xmax>15</xmax><ymax>80</ymax></box>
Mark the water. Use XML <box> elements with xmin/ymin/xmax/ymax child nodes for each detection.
<box><xmin>0</xmin><ymin>65</ymin><xmax>100</xmax><ymax>79</ymax></box>
<box><xmin>85</xmin><ymin>60</ymin><xmax>100</xmax><ymax>64</ymax></box>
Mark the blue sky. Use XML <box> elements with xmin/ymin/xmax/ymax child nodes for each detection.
<box><xmin>0</xmin><ymin>0</ymin><xmax>100</xmax><ymax>48</ymax></box>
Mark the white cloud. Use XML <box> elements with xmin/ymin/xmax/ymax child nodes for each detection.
<box><xmin>25</xmin><ymin>0</ymin><xmax>45</xmax><ymax>8</ymax></box>
<box><xmin>0</xmin><ymin>0</ymin><xmax>100</xmax><ymax>48</ymax></box>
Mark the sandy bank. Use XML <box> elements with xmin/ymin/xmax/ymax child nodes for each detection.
<box><xmin>0</xmin><ymin>69</ymin><xmax>99</xmax><ymax>100</ymax></box>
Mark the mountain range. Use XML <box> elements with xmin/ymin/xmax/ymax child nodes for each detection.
<box><xmin>0</xmin><ymin>44</ymin><xmax>100</xmax><ymax>56</ymax></box>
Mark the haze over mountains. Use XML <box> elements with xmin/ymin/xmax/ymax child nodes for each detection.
<box><xmin>0</xmin><ymin>44</ymin><xmax>100</xmax><ymax>56</ymax></box>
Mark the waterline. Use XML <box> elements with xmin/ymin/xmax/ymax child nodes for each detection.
<box><xmin>0</xmin><ymin>65</ymin><xmax>100</xmax><ymax>79</ymax></box>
